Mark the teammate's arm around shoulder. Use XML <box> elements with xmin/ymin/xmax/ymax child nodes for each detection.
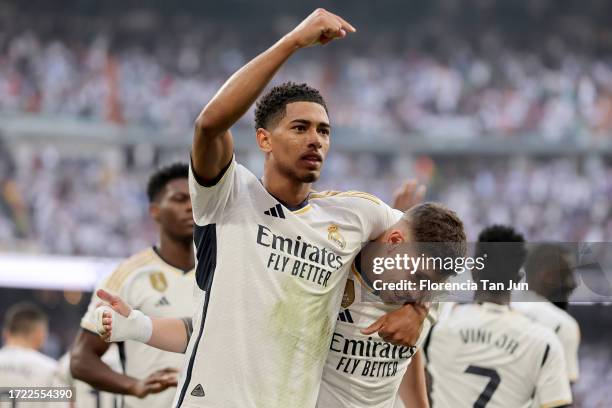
<box><xmin>191</xmin><ymin>8</ymin><xmax>355</xmax><ymax>183</ymax></box>
<box><xmin>95</xmin><ymin>289</ymin><xmax>191</xmax><ymax>354</ymax></box>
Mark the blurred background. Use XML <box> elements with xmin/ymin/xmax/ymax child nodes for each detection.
<box><xmin>0</xmin><ymin>0</ymin><xmax>611</xmax><ymax>406</ymax></box>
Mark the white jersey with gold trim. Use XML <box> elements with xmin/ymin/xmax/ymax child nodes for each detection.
<box><xmin>427</xmin><ymin>302</ymin><xmax>572</xmax><ymax>408</ymax></box>
<box><xmin>81</xmin><ymin>247</ymin><xmax>195</xmax><ymax>408</ymax></box>
<box><xmin>317</xmin><ymin>272</ymin><xmax>436</xmax><ymax>408</ymax></box>
<box><xmin>512</xmin><ymin>293</ymin><xmax>580</xmax><ymax>383</ymax></box>
<box><xmin>175</xmin><ymin>157</ymin><xmax>401</xmax><ymax>408</ymax></box>
<box><xmin>58</xmin><ymin>347</ymin><xmax>122</xmax><ymax>408</ymax></box>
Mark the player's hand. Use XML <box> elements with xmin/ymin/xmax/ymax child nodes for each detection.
<box><xmin>97</xmin><ymin>288</ymin><xmax>132</xmax><ymax>316</ymax></box>
<box><xmin>392</xmin><ymin>180</ymin><xmax>426</xmax><ymax>211</ymax></box>
<box><xmin>129</xmin><ymin>368</ymin><xmax>179</xmax><ymax>398</ymax></box>
<box><xmin>285</xmin><ymin>8</ymin><xmax>356</xmax><ymax>48</ymax></box>
<box><xmin>361</xmin><ymin>303</ymin><xmax>429</xmax><ymax>346</ymax></box>
<box><xmin>96</xmin><ymin>288</ymin><xmax>132</xmax><ymax>341</ymax></box>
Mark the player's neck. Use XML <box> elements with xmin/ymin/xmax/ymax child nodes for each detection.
<box><xmin>262</xmin><ymin>170</ymin><xmax>311</xmax><ymax>207</ymax></box>
<box><xmin>474</xmin><ymin>291</ymin><xmax>511</xmax><ymax>305</ymax></box>
<box><xmin>156</xmin><ymin>234</ymin><xmax>195</xmax><ymax>272</ymax></box>
<box><xmin>5</xmin><ymin>336</ymin><xmax>38</xmax><ymax>351</ymax></box>
<box><xmin>532</xmin><ymin>287</ymin><xmax>554</xmax><ymax>303</ymax></box>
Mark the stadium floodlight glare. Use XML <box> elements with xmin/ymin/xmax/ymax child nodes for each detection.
<box><xmin>0</xmin><ymin>253</ymin><xmax>120</xmax><ymax>291</ymax></box>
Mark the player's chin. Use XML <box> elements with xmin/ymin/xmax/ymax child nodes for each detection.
<box><xmin>174</xmin><ymin>228</ymin><xmax>194</xmax><ymax>241</ymax></box>
<box><xmin>296</xmin><ymin>169</ymin><xmax>321</xmax><ymax>183</ymax></box>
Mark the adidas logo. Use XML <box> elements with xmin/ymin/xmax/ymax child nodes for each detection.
<box><xmin>191</xmin><ymin>384</ymin><xmax>205</xmax><ymax>397</ymax></box>
<box><xmin>264</xmin><ymin>204</ymin><xmax>286</xmax><ymax>219</ymax></box>
<box><xmin>337</xmin><ymin>309</ymin><xmax>354</xmax><ymax>323</ymax></box>
<box><xmin>155</xmin><ymin>296</ymin><xmax>170</xmax><ymax>307</ymax></box>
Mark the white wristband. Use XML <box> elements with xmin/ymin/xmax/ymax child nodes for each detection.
<box><xmin>95</xmin><ymin>306</ymin><xmax>153</xmax><ymax>343</ymax></box>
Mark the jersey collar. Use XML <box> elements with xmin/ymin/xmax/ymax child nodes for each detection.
<box><xmin>151</xmin><ymin>246</ymin><xmax>194</xmax><ymax>275</ymax></box>
<box><xmin>477</xmin><ymin>301</ymin><xmax>512</xmax><ymax>313</ymax></box>
<box><xmin>259</xmin><ymin>179</ymin><xmax>311</xmax><ymax>211</ymax></box>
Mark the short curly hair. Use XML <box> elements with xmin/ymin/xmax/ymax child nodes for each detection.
<box><xmin>147</xmin><ymin>162</ymin><xmax>189</xmax><ymax>202</ymax></box>
<box><xmin>254</xmin><ymin>82</ymin><xmax>328</xmax><ymax>130</ymax></box>
<box><xmin>475</xmin><ymin>225</ymin><xmax>526</xmax><ymax>284</ymax></box>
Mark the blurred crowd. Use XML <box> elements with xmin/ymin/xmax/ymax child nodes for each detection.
<box><xmin>1</xmin><ymin>141</ymin><xmax>611</xmax><ymax>256</ymax></box>
<box><xmin>574</xmin><ymin>343</ymin><xmax>612</xmax><ymax>407</ymax></box>
<box><xmin>1</xmin><ymin>4</ymin><xmax>611</xmax><ymax>405</ymax></box>
<box><xmin>319</xmin><ymin>154</ymin><xmax>612</xmax><ymax>242</ymax></box>
<box><xmin>2</xmin><ymin>1</ymin><xmax>612</xmax><ymax>140</ymax></box>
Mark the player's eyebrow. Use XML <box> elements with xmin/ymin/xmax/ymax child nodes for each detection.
<box><xmin>171</xmin><ymin>191</ymin><xmax>189</xmax><ymax>197</ymax></box>
<box><xmin>290</xmin><ymin>119</ymin><xmax>331</xmax><ymax>129</ymax></box>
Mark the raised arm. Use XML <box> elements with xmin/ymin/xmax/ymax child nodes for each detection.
<box><xmin>192</xmin><ymin>8</ymin><xmax>355</xmax><ymax>182</ymax></box>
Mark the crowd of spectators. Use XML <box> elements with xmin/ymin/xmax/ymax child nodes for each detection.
<box><xmin>2</xmin><ymin>1</ymin><xmax>612</xmax><ymax>140</ymax></box>
<box><xmin>1</xmin><ymin>3</ymin><xmax>611</xmax><ymax>406</ymax></box>
<box><xmin>1</xmin><ymin>0</ymin><xmax>611</xmax><ymax>254</ymax></box>
<box><xmin>1</xmin><ymin>141</ymin><xmax>610</xmax><ymax>256</ymax></box>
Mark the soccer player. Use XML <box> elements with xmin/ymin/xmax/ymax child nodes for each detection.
<box><xmin>0</xmin><ymin>302</ymin><xmax>67</xmax><ymax>407</ymax></box>
<box><xmin>426</xmin><ymin>226</ymin><xmax>573</xmax><ymax>408</ymax></box>
<box><xmin>513</xmin><ymin>244</ymin><xmax>580</xmax><ymax>383</ymax></box>
<box><xmin>70</xmin><ymin>163</ymin><xmax>195</xmax><ymax>408</ymax></box>
<box><xmin>318</xmin><ymin>202</ymin><xmax>467</xmax><ymax>408</ymax></box>
<box><xmin>95</xmin><ymin>203</ymin><xmax>463</xmax><ymax>408</ymax></box>
<box><xmin>96</xmin><ymin>9</ymin><xmax>430</xmax><ymax>407</ymax></box>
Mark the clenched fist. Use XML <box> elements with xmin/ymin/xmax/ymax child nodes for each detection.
<box><xmin>285</xmin><ymin>8</ymin><xmax>356</xmax><ymax>48</ymax></box>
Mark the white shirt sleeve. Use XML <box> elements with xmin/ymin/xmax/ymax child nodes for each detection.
<box><xmin>353</xmin><ymin>194</ymin><xmax>402</xmax><ymax>241</ymax></box>
<box><xmin>189</xmin><ymin>155</ymin><xmax>241</xmax><ymax>225</ymax></box>
<box><xmin>558</xmin><ymin>319</ymin><xmax>580</xmax><ymax>382</ymax></box>
<box><xmin>534</xmin><ymin>335</ymin><xmax>573</xmax><ymax>408</ymax></box>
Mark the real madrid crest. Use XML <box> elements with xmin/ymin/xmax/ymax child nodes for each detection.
<box><xmin>149</xmin><ymin>272</ymin><xmax>168</xmax><ymax>292</ymax></box>
<box><xmin>341</xmin><ymin>279</ymin><xmax>355</xmax><ymax>308</ymax></box>
<box><xmin>327</xmin><ymin>224</ymin><xmax>346</xmax><ymax>249</ymax></box>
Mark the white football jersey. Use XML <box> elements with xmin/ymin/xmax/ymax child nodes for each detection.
<box><xmin>81</xmin><ymin>247</ymin><xmax>195</xmax><ymax>408</ymax></box>
<box><xmin>58</xmin><ymin>347</ymin><xmax>122</xmax><ymax>408</ymax></box>
<box><xmin>317</xmin><ymin>270</ymin><xmax>436</xmax><ymax>408</ymax></box>
<box><xmin>427</xmin><ymin>303</ymin><xmax>572</xmax><ymax>408</ymax></box>
<box><xmin>175</xmin><ymin>158</ymin><xmax>400</xmax><ymax>408</ymax></box>
<box><xmin>435</xmin><ymin>301</ymin><xmax>456</xmax><ymax>323</ymax></box>
<box><xmin>0</xmin><ymin>345</ymin><xmax>66</xmax><ymax>407</ymax></box>
<box><xmin>512</xmin><ymin>292</ymin><xmax>580</xmax><ymax>382</ymax></box>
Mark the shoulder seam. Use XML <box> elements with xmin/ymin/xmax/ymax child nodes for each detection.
<box><xmin>310</xmin><ymin>190</ymin><xmax>381</xmax><ymax>205</ymax></box>
<box><xmin>105</xmin><ymin>253</ymin><xmax>156</xmax><ymax>291</ymax></box>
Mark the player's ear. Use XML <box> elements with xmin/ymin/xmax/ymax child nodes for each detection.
<box><xmin>256</xmin><ymin>128</ymin><xmax>272</xmax><ymax>153</ymax></box>
<box><xmin>383</xmin><ymin>229</ymin><xmax>406</xmax><ymax>256</ymax></box>
<box><xmin>34</xmin><ymin>323</ymin><xmax>47</xmax><ymax>350</ymax></box>
<box><xmin>149</xmin><ymin>202</ymin><xmax>161</xmax><ymax>223</ymax></box>
<box><xmin>386</xmin><ymin>229</ymin><xmax>406</xmax><ymax>245</ymax></box>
